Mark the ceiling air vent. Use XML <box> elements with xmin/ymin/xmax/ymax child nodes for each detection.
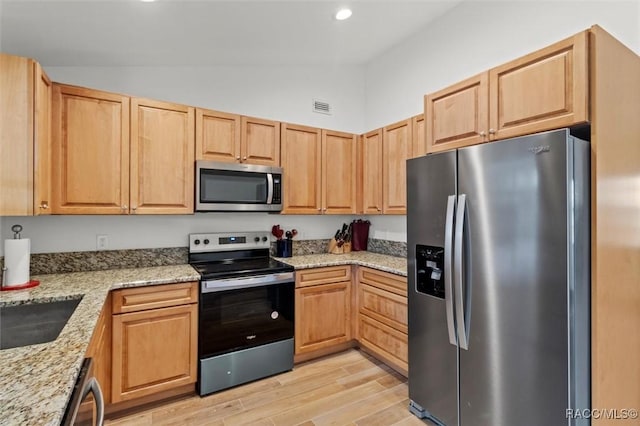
<box><xmin>312</xmin><ymin>99</ymin><xmax>332</xmax><ymax>115</ymax></box>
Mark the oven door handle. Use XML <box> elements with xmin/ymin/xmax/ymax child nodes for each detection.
<box><xmin>202</xmin><ymin>272</ymin><xmax>295</xmax><ymax>293</ymax></box>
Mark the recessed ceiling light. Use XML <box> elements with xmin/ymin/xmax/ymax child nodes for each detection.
<box><xmin>335</xmin><ymin>8</ymin><xmax>352</xmax><ymax>21</ymax></box>
<box><xmin>140</xmin><ymin>0</ymin><xmax>156</xmax><ymax>3</ymax></box>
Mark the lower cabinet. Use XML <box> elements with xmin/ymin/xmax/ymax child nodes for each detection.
<box><xmin>295</xmin><ymin>266</ymin><xmax>352</xmax><ymax>356</ymax></box>
<box><xmin>356</xmin><ymin>267</ymin><xmax>408</xmax><ymax>375</ymax></box>
<box><xmin>111</xmin><ymin>282</ymin><xmax>198</xmax><ymax>403</ymax></box>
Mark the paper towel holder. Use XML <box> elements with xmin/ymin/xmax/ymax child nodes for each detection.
<box><xmin>1</xmin><ymin>224</ymin><xmax>40</xmax><ymax>291</ymax></box>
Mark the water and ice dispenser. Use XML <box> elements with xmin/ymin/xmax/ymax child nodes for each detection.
<box><xmin>415</xmin><ymin>245</ymin><xmax>445</xmax><ymax>299</ymax></box>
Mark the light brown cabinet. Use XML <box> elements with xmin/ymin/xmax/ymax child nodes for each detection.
<box><xmin>195</xmin><ymin>108</ymin><xmax>241</xmax><ymax>163</ymax></box>
<box><xmin>195</xmin><ymin>110</ymin><xmax>280</xmax><ymax>166</ymax></box>
<box><xmin>0</xmin><ymin>54</ymin><xmax>52</xmax><ymax>216</ymax></box>
<box><xmin>85</xmin><ymin>295</ymin><xmax>112</xmax><ymax>405</ymax></box>
<box><xmin>425</xmin><ymin>31</ymin><xmax>588</xmax><ymax>153</ymax></box>
<box><xmin>111</xmin><ymin>282</ymin><xmax>198</xmax><ymax>403</ymax></box>
<box><xmin>411</xmin><ymin>114</ymin><xmax>425</xmax><ymax>158</ymax></box>
<box><xmin>356</xmin><ymin>267</ymin><xmax>408</xmax><ymax>375</ymax></box>
<box><xmin>241</xmin><ymin>116</ymin><xmax>281</xmax><ymax>166</ymax></box>
<box><xmin>295</xmin><ymin>266</ymin><xmax>352</xmax><ymax>356</ymax></box>
<box><xmin>382</xmin><ymin>119</ymin><xmax>412</xmax><ymax>215</ymax></box>
<box><xmin>130</xmin><ymin>98</ymin><xmax>195</xmax><ymax>214</ymax></box>
<box><xmin>51</xmin><ymin>84</ymin><xmax>130</xmax><ymax>214</ymax></box>
<box><xmin>281</xmin><ymin>123</ymin><xmax>356</xmax><ymax>214</ymax></box>
<box><xmin>359</xmin><ymin>129</ymin><xmax>383</xmax><ymax>214</ymax></box>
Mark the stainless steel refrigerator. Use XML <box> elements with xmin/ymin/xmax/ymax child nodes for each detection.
<box><xmin>407</xmin><ymin>129</ymin><xmax>590</xmax><ymax>426</ymax></box>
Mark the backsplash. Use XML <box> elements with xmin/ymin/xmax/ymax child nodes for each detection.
<box><xmin>0</xmin><ymin>238</ymin><xmax>406</xmax><ymax>276</ymax></box>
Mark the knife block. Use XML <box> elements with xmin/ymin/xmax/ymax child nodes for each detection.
<box><xmin>328</xmin><ymin>239</ymin><xmax>351</xmax><ymax>254</ymax></box>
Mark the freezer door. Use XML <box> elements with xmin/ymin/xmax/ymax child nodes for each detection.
<box><xmin>456</xmin><ymin>129</ymin><xmax>578</xmax><ymax>425</ymax></box>
<box><xmin>407</xmin><ymin>151</ymin><xmax>458</xmax><ymax>426</ymax></box>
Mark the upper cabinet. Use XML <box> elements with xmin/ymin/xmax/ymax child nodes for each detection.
<box><xmin>359</xmin><ymin>129</ymin><xmax>383</xmax><ymax>214</ymax></box>
<box><xmin>321</xmin><ymin>130</ymin><xmax>357</xmax><ymax>214</ymax></box>
<box><xmin>0</xmin><ymin>54</ymin><xmax>52</xmax><ymax>216</ymax></box>
<box><xmin>281</xmin><ymin>123</ymin><xmax>356</xmax><ymax>215</ymax></box>
<box><xmin>195</xmin><ymin>108</ymin><xmax>241</xmax><ymax>163</ymax></box>
<box><xmin>52</xmin><ymin>84</ymin><xmax>130</xmax><ymax>214</ymax></box>
<box><xmin>425</xmin><ymin>73</ymin><xmax>489</xmax><ymax>153</ymax></box>
<box><xmin>411</xmin><ymin>114</ymin><xmax>425</xmax><ymax>158</ymax></box>
<box><xmin>52</xmin><ymin>85</ymin><xmax>195</xmax><ymax>214</ymax></box>
<box><xmin>241</xmin><ymin>116</ymin><xmax>281</xmax><ymax>166</ymax></box>
<box><xmin>383</xmin><ymin>119</ymin><xmax>412</xmax><ymax>215</ymax></box>
<box><xmin>425</xmin><ymin>31</ymin><xmax>588</xmax><ymax>153</ymax></box>
<box><xmin>130</xmin><ymin>98</ymin><xmax>195</xmax><ymax>214</ymax></box>
<box><xmin>195</xmin><ymin>111</ymin><xmax>280</xmax><ymax>166</ymax></box>
<box><xmin>281</xmin><ymin>123</ymin><xmax>322</xmax><ymax>214</ymax></box>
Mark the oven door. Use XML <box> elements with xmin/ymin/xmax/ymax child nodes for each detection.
<box><xmin>195</xmin><ymin>161</ymin><xmax>282</xmax><ymax>212</ymax></box>
<box><xmin>61</xmin><ymin>358</ymin><xmax>105</xmax><ymax>426</ymax></box>
<box><xmin>199</xmin><ymin>273</ymin><xmax>294</xmax><ymax>359</ymax></box>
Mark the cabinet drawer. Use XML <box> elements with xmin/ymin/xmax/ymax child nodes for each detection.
<box><xmin>357</xmin><ymin>267</ymin><xmax>406</xmax><ymax>296</ymax></box>
<box><xmin>359</xmin><ymin>284</ymin><xmax>407</xmax><ymax>333</ymax></box>
<box><xmin>296</xmin><ymin>265</ymin><xmax>351</xmax><ymax>288</ymax></box>
<box><xmin>358</xmin><ymin>314</ymin><xmax>408</xmax><ymax>372</ymax></box>
<box><xmin>112</xmin><ymin>281</ymin><xmax>198</xmax><ymax>314</ymax></box>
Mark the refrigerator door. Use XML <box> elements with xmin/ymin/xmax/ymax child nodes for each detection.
<box><xmin>407</xmin><ymin>151</ymin><xmax>458</xmax><ymax>426</ymax></box>
<box><xmin>456</xmin><ymin>129</ymin><xmax>578</xmax><ymax>425</ymax></box>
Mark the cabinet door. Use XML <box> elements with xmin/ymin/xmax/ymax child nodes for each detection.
<box><xmin>281</xmin><ymin>123</ymin><xmax>321</xmax><ymax>214</ymax></box>
<box><xmin>0</xmin><ymin>55</ymin><xmax>34</xmax><ymax>215</ymax></box>
<box><xmin>321</xmin><ymin>130</ymin><xmax>356</xmax><ymax>214</ymax></box>
<box><xmin>130</xmin><ymin>98</ymin><xmax>195</xmax><ymax>214</ymax></box>
<box><xmin>111</xmin><ymin>304</ymin><xmax>198</xmax><ymax>402</ymax></box>
<box><xmin>425</xmin><ymin>73</ymin><xmax>489</xmax><ymax>153</ymax></box>
<box><xmin>85</xmin><ymin>296</ymin><xmax>112</xmax><ymax>405</ymax></box>
<box><xmin>195</xmin><ymin>108</ymin><xmax>240</xmax><ymax>162</ymax></box>
<box><xmin>295</xmin><ymin>281</ymin><xmax>352</xmax><ymax>354</ymax></box>
<box><xmin>358</xmin><ymin>314</ymin><xmax>408</xmax><ymax>374</ymax></box>
<box><xmin>33</xmin><ymin>63</ymin><xmax>52</xmax><ymax>215</ymax></box>
<box><xmin>241</xmin><ymin>116</ymin><xmax>280</xmax><ymax>166</ymax></box>
<box><xmin>489</xmin><ymin>31</ymin><xmax>588</xmax><ymax>140</ymax></box>
<box><xmin>52</xmin><ymin>84</ymin><xmax>130</xmax><ymax>214</ymax></box>
<box><xmin>411</xmin><ymin>114</ymin><xmax>425</xmax><ymax>158</ymax></box>
<box><xmin>383</xmin><ymin>119</ymin><xmax>412</xmax><ymax>214</ymax></box>
<box><xmin>361</xmin><ymin>129</ymin><xmax>383</xmax><ymax>215</ymax></box>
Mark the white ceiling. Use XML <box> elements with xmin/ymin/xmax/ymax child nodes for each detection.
<box><xmin>0</xmin><ymin>0</ymin><xmax>461</xmax><ymax>67</ymax></box>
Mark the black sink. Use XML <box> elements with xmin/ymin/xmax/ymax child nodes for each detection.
<box><xmin>0</xmin><ymin>297</ymin><xmax>82</xmax><ymax>350</ymax></box>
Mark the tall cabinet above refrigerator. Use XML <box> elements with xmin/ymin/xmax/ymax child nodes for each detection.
<box><xmin>407</xmin><ymin>129</ymin><xmax>590</xmax><ymax>426</ymax></box>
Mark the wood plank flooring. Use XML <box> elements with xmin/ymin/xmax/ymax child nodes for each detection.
<box><xmin>105</xmin><ymin>349</ymin><xmax>425</xmax><ymax>426</ymax></box>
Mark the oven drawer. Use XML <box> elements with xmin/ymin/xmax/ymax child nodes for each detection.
<box><xmin>112</xmin><ymin>282</ymin><xmax>198</xmax><ymax>314</ymax></box>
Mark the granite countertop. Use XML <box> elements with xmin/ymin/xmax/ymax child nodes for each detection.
<box><xmin>0</xmin><ymin>264</ymin><xmax>200</xmax><ymax>426</ymax></box>
<box><xmin>275</xmin><ymin>251</ymin><xmax>407</xmax><ymax>276</ymax></box>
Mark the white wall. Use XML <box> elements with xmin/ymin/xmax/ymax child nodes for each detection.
<box><xmin>364</xmin><ymin>0</ymin><xmax>640</xmax><ymax>130</ymax></box>
<box><xmin>46</xmin><ymin>65</ymin><xmax>366</xmax><ymax>134</ymax></box>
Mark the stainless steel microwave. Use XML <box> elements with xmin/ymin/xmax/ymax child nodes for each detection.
<box><xmin>195</xmin><ymin>161</ymin><xmax>283</xmax><ymax>212</ymax></box>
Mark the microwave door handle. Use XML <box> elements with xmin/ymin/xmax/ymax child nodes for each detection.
<box><xmin>266</xmin><ymin>173</ymin><xmax>274</xmax><ymax>204</ymax></box>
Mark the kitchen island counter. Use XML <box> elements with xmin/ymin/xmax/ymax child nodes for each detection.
<box><xmin>0</xmin><ymin>264</ymin><xmax>199</xmax><ymax>426</ymax></box>
<box><xmin>275</xmin><ymin>251</ymin><xmax>407</xmax><ymax>277</ymax></box>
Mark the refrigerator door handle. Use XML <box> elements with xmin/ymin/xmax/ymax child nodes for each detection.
<box><xmin>444</xmin><ymin>195</ymin><xmax>457</xmax><ymax>346</ymax></box>
<box><xmin>455</xmin><ymin>194</ymin><xmax>470</xmax><ymax>350</ymax></box>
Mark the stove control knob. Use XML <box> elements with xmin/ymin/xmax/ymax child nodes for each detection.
<box><xmin>262</xmin><ymin>236</ymin><xmax>268</xmax><ymax>242</ymax></box>
<box><xmin>194</xmin><ymin>239</ymin><xmax>201</xmax><ymax>245</ymax></box>
<box><xmin>254</xmin><ymin>237</ymin><xmax>260</xmax><ymax>243</ymax></box>
<box><xmin>203</xmin><ymin>239</ymin><xmax>210</xmax><ymax>245</ymax></box>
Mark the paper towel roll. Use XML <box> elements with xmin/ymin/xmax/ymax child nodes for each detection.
<box><xmin>4</xmin><ymin>238</ymin><xmax>30</xmax><ymax>287</ymax></box>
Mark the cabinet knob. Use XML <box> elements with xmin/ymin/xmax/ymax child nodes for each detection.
<box><xmin>122</xmin><ymin>205</ymin><xmax>128</xmax><ymax>211</ymax></box>
<box><xmin>40</xmin><ymin>202</ymin><xmax>49</xmax><ymax>209</ymax></box>
<box><xmin>236</xmin><ymin>156</ymin><xmax>241</xmax><ymax>160</ymax></box>
<box><xmin>317</xmin><ymin>208</ymin><xmax>321</xmax><ymax>211</ymax></box>
<box><xmin>323</xmin><ymin>208</ymin><xmax>327</xmax><ymax>211</ymax></box>
<box><xmin>489</xmin><ymin>128</ymin><xmax>496</xmax><ymax>134</ymax></box>
<box><xmin>132</xmin><ymin>206</ymin><xmax>137</xmax><ymax>211</ymax></box>
<box><xmin>479</xmin><ymin>131</ymin><xmax>486</xmax><ymax>137</ymax></box>
<box><xmin>243</xmin><ymin>156</ymin><xmax>247</xmax><ymax>160</ymax></box>
<box><xmin>376</xmin><ymin>207</ymin><xmax>382</xmax><ymax>212</ymax></box>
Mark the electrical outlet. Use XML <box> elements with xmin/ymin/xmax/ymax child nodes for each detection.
<box><xmin>96</xmin><ymin>235</ymin><xmax>108</xmax><ymax>250</ymax></box>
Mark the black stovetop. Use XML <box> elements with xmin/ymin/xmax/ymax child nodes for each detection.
<box><xmin>189</xmin><ymin>249</ymin><xmax>294</xmax><ymax>280</ymax></box>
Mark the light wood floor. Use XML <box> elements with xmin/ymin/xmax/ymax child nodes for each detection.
<box><xmin>105</xmin><ymin>349</ymin><xmax>426</xmax><ymax>426</ymax></box>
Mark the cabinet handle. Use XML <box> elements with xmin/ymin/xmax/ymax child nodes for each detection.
<box><xmin>478</xmin><ymin>131</ymin><xmax>486</xmax><ymax>137</ymax></box>
<box><xmin>489</xmin><ymin>128</ymin><xmax>496</xmax><ymax>135</ymax></box>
